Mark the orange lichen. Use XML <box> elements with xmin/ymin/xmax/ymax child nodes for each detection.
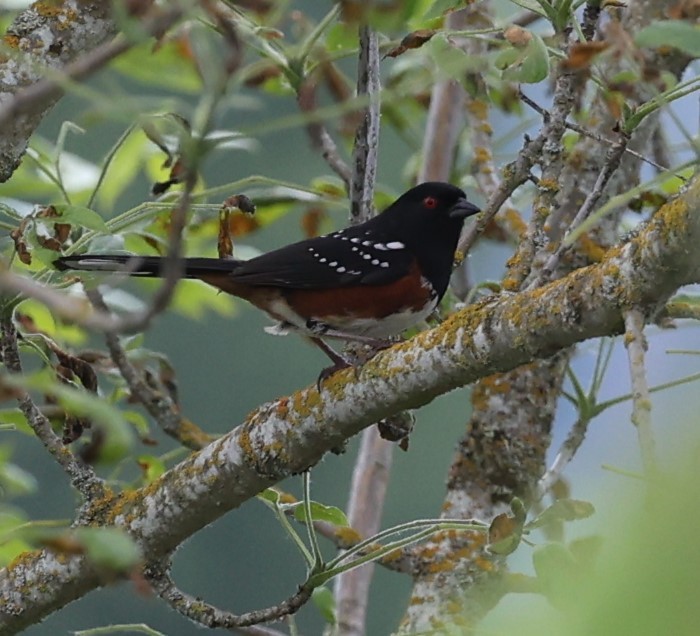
<box><xmin>473</xmin><ymin>146</ymin><xmax>492</xmax><ymax>166</ymax></box>
<box><xmin>501</xmin><ymin>207</ymin><xmax>527</xmax><ymax>238</ymax></box>
<box><xmin>380</xmin><ymin>548</ymin><xmax>403</xmax><ymax>563</ymax></box>
<box><xmin>538</xmin><ymin>178</ymin><xmax>560</xmax><ymax>193</ymax></box>
<box><xmin>577</xmin><ymin>233</ymin><xmax>607</xmax><ymax>262</ymax></box>
<box><xmin>427</xmin><ymin>558</ymin><xmax>455</xmax><ymax>573</ymax></box>
<box><xmin>334</xmin><ymin>526</ymin><xmax>362</xmax><ymax>546</ymax></box>
<box><xmin>475</xmin><ymin>555</ymin><xmax>495</xmax><ymax>572</ymax></box>
<box><xmin>466</xmin><ymin>99</ymin><xmax>488</xmax><ymax>120</ymax></box>
<box><xmin>3</xmin><ymin>34</ymin><xmax>20</xmax><ymax>48</ymax></box>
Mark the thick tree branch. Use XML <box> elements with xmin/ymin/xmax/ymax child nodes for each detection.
<box><xmin>0</xmin><ymin>2</ymin><xmax>183</xmax><ymax>182</ymax></box>
<box><xmin>1</xmin><ymin>175</ymin><xmax>699</xmax><ymax>633</ymax></box>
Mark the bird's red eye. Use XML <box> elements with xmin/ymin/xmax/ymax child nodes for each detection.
<box><xmin>423</xmin><ymin>196</ymin><xmax>438</xmax><ymax>209</ymax></box>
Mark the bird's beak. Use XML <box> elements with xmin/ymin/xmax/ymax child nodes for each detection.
<box><xmin>449</xmin><ymin>198</ymin><xmax>481</xmax><ymax>219</ymax></box>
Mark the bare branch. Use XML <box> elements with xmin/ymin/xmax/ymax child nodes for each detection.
<box><xmin>536</xmin><ymin>413</ymin><xmax>591</xmax><ymax>499</ymax></box>
<box><xmin>349</xmin><ymin>25</ymin><xmax>380</xmax><ymax>223</ymax></box>
<box><xmin>623</xmin><ymin>308</ymin><xmax>657</xmax><ymax>478</ymax></box>
<box><xmin>296</xmin><ymin>79</ymin><xmax>352</xmax><ymax>189</ymax></box>
<box><xmin>334</xmin><ymin>23</ymin><xmax>386</xmax><ymax>633</ymax></box>
<box><xmin>533</xmin><ymin>132</ymin><xmax>629</xmax><ymax>286</ymax></box>
<box><xmin>144</xmin><ymin>559</ymin><xmax>311</xmax><ymax>629</ymax></box>
<box><xmin>519</xmin><ymin>90</ymin><xmax>671</xmax><ymax>174</ymax></box>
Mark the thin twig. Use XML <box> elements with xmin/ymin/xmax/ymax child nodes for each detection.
<box><xmin>0</xmin><ymin>6</ymin><xmax>183</xmax><ymax>129</ymax></box>
<box><xmin>536</xmin><ymin>414</ymin><xmax>591</xmax><ymax>499</ymax></box>
<box><xmin>457</xmin><ymin>133</ymin><xmax>545</xmax><ymax>258</ymax></box>
<box><xmin>296</xmin><ymin>79</ymin><xmax>352</xmax><ymax>189</ymax></box>
<box><xmin>623</xmin><ymin>308</ymin><xmax>658</xmax><ymax>478</ymax></box>
<box><xmin>144</xmin><ymin>559</ymin><xmax>312</xmax><ymax>629</ymax></box>
<box><xmin>519</xmin><ymin>90</ymin><xmax>670</xmax><ymax>174</ymax></box>
<box><xmin>349</xmin><ymin>25</ymin><xmax>380</xmax><ymax>223</ymax></box>
<box><xmin>0</xmin><ymin>317</ymin><xmax>104</xmax><ymax>499</ymax></box>
<box><xmin>532</xmin><ymin>133</ymin><xmax>629</xmax><ymax>286</ymax></box>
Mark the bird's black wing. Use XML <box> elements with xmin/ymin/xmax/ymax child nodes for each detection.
<box><xmin>230</xmin><ymin>224</ymin><xmax>414</xmax><ymax>289</ymax></box>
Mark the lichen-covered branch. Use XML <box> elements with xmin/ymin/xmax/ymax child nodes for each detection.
<box><xmin>1</xmin><ymin>174</ymin><xmax>699</xmax><ymax>633</ymax></box>
<box><xmin>144</xmin><ymin>558</ymin><xmax>312</xmax><ymax>629</ymax></box>
<box><xmin>349</xmin><ymin>25</ymin><xmax>380</xmax><ymax>223</ymax></box>
<box><xmin>0</xmin><ymin>2</ymin><xmax>183</xmax><ymax>182</ymax></box>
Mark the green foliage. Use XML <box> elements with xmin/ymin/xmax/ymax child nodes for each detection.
<box><xmin>312</xmin><ymin>586</ymin><xmax>337</xmax><ymax>625</ymax></box>
<box><xmin>635</xmin><ymin>20</ymin><xmax>700</xmax><ymax>57</ymax></box>
<box><xmin>481</xmin><ymin>461</ymin><xmax>700</xmax><ymax>636</ymax></box>
<box><xmin>497</xmin><ymin>33</ymin><xmax>550</xmax><ymax>84</ymax></box>
<box><xmin>76</xmin><ymin>527</ymin><xmax>142</xmax><ymax>574</ymax></box>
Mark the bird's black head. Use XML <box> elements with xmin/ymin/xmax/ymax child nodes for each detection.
<box><xmin>387</xmin><ymin>182</ymin><xmax>480</xmax><ymax>223</ymax></box>
<box><xmin>375</xmin><ymin>182</ymin><xmax>480</xmax><ymax>300</ymax></box>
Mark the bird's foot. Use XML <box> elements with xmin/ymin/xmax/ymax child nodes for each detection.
<box><xmin>316</xmin><ymin>358</ymin><xmax>356</xmax><ymax>391</ymax></box>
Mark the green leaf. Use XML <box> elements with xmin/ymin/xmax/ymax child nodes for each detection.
<box><xmin>95</xmin><ymin>130</ymin><xmax>150</xmax><ymax>210</ymax></box>
<box><xmin>112</xmin><ymin>40</ymin><xmax>202</xmax><ymax>93</ymax></box>
<box><xmin>325</xmin><ymin>22</ymin><xmax>359</xmax><ymax>52</ymax></box>
<box><xmin>136</xmin><ymin>455</ymin><xmax>166</xmax><ymax>483</ymax></box>
<box><xmin>502</xmin><ymin>33</ymin><xmax>550</xmax><ymax>83</ymax></box>
<box><xmin>0</xmin><ymin>510</ymin><xmax>31</xmax><ymax>567</ymax></box>
<box><xmin>76</xmin><ymin>527</ymin><xmax>142</xmax><ymax>573</ymax></box>
<box><xmin>169</xmin><ymin>279</ymin><xmax>238</xmax><ymax>319</ymax></box>
<box><xmin>15</xmin><ymin>298</ymin><xmax>87</xmax><ymax>345</ymax></box>
<box><xmin>6</xmin><ymin>370</ymin><xmax>134</xmax><ymax>462</ymax></box>
<box><xmin>0</xmin><ymin>462</ymin><xmax>38</xmax><ymax>497</ymax></box>
<box><xmin>422</xmin><ymin>0</ymin><xmax>464</xmax><ymax>20</ymax></box>
<box><xmin>526</xmin><ymin>499</ymin><xmax>595</xmax><ymax>530</ymax></box>
<box><xmin>0</xmin><ymin>409</ymin><xmax>31</xmax><ymax>433</ymax></box>
<box><xmin>636</xmin><ymin>21</ymin><xmax>700</xmax><ymax>57</ymax></box>
<box><xmin>51</xmin><ymin>204</ymin><xmax>107</xmax><ymax>231</ymax></box>
<box><xmin>312</xmin><ymin>586</ymin><xmax>337</xmax><ymax>625</ymax></box>
<box><xmin>427</xmin><ymin>33</ymin><xmax>475</xmax><ymax>79</ymax></box>
<box><xmin>532</xmin><ymin>542</ymin><xmax>579</xmax><ymax>609</ymax></box>
<box><xmin>294</xmin><ymin>501</ymin><xmax>349</xmax><ymax>527</ymax></box>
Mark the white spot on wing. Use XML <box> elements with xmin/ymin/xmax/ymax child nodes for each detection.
<box><xmin>386</xmin><ymin>241</ymin><xmax>405</xmax><ymax>249</ymax></box>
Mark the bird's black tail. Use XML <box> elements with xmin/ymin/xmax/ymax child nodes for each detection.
<box><xmin>54</xmin><ymin>255</ymin><xmax>242</xmax><ymax>279</ymax></box>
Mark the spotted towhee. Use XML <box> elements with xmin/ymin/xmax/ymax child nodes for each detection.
<box><xmin>55</xmin><ymin>182</ymin><xmax>480</xmax><ymax>379</ymax></box>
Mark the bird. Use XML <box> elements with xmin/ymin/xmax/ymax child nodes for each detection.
<box><xmin>55</xmin><ymin>182</ymin><xmax>480</xmax><ymax>382</ymax></box>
